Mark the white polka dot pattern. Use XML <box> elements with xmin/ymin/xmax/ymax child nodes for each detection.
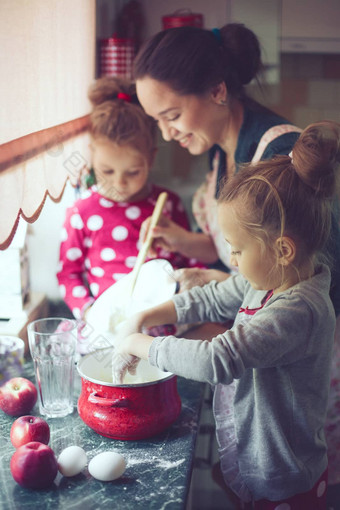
<box><xmin>72</xmin><ymin>307</ymin><xmax>81</xmax><ymax>319</ymax></box>
<box><xmin>100</xmin><ymin>248</ymin><xmax>116</xmax><ymax>261</ymax></box>
<box><xmin>99</xmin><ymin>197</ymin><xmax>114</xmax><ymax>208</ymax></box>
<box><xmin>87</xmin><ymin>215</ymin><xmax>104</xmax><ymax>231</ymax></box>
<box><xmin>125</xmin><ymin>256</ymin><xmax>137</xmax><ymax>268</ymax></box>
<box><xmin>66</xmin><ymin>248</ymin><xmax>82</xmax><ymax>261</ymax></box>
<box><xmin>59</xmin><ymin>284</ymin><xmax>66</xmax><ymax>298</ymax></box>
<box><xmin>125</xmin><ymin>206</ymin><xmax>141</xmax><ymax>220</ymax></box>
<box><xmin>273</xmin><ymin>503</ymin><xmax>291</xmax><ymax>510</ymax></box>
<box><xmin>70</xmin><ymin>213</ymin><xmax>84</xmax><ymax>229</ymax></box>
<box><xmin>72</xmin><ymin>286</ymin><xmax>87</xmax><ymax>298</ymax></box>
<box><xmin>112</xmin><ymin>225</ymin><xmax>128</xmax><ymax>241</ymax></box>
<box><xmin>83</xmin><ymin>237</ymin><xmax>92</xmax><ymax>248</ymax></box>
<box><xmin>113</xmin><ymin>273</ymin><xmax>126</xmax><ymax>281</ymax></box>
<box><xmin>90</xmin><ymin>282</ymin><xmax>99</xmax><ymax>296</ymax></box>
<box><xmin>61</xmin><ymin>228</ymin><xmax>68</xmax><ymax>242</ymax></box>
<box><xmin>91</xmin><ymin>267</ymin><xmax>105</xmax><ymax>277</ymax></box>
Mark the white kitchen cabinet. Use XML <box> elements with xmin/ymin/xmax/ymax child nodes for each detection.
<box><xmin>229</xmin><ymin>0</ymin><xmax>281</xmax><ymax>83</ymax></box>
<box><xmin>281</xmin><ymin>0</ymin><xmax>340</xmax><ymax>53</ymax></box>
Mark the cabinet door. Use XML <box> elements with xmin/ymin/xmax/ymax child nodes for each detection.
<box><xmin>229</xmin><ymin>0</ymin><xmax>281</xmax><ymax>83</ymax></box>
<box><xmin>281</xmin><ymin>0</ymin><xmax>340</xmax><ymax>53</ymax></box>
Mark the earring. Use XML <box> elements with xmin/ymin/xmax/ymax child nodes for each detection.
<box><xmin>220</xmin><ymin>99</ymin><xmax>228</xmax><ymax>106</ymax></box>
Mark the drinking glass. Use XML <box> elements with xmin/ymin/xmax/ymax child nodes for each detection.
<box><xmin>28</xmin><ymin>318</ymin><xmax>77</xmax><ymax>418</ymax></box>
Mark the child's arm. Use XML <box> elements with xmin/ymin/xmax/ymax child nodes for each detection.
<box><xmin>115</xmin><ymin>300</ymin><xmax>178</xmax><ymax>341</ymax></box>
<box><xmin>112</xmin><ymin>277</ymin><xmax>244</xmax><ymax>383</ymax></box>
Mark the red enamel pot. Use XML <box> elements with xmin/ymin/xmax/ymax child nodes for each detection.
<box><xmin>77</xmin><ymin>347</ymin><xmax>181</xmax><ymax>440</ymax></box>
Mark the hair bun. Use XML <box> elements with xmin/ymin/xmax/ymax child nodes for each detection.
<box><xmin>292</xmin><ymin>120</ymin><xmax>340</xmax><ymax>198</ymax></box>
<box><xmin>88</xmin><ymin>77</ymin><xmax>135</xmax><ymax>106</ymax></box>
<box><xmin>221</xmin><ymin>23</ymin><xmax>261</xmax><ymax>85</ymax></box>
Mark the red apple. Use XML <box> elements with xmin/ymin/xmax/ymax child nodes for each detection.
<box><xmin>0</xmin><ymin>377</ymin><xmax>37</xmax><ymax>416</ymax></box>
<box><xmin>10</xmin><ymin>416</ymin><xmax>50</xmax><ymax>448</ymax></box>
<box><xmin>10</xmin><ymin>441</ymin><xmax>58</xmax><ymax>489</ymax></box>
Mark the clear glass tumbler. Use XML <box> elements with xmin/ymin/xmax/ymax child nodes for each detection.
<box><xmin>28</xmin><ymin>318</ymin><xmax>77</xmax><ymax>418</ymax></box>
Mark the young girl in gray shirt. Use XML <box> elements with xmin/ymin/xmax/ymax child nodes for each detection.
<box><xmin>111</xmin><ymin>121</ymin><xmax>340</xmax><ymax>509</ymax></box>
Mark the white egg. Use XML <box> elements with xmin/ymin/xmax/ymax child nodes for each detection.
<box><xmin>88</xmin><ymin>451</ymin><xmax>126</xmax><ymax>481</ymax></box>
<box><xmin>58</xmin><ymin>445</ymin><xmax>88</xmax><ymax>477</ymax></box>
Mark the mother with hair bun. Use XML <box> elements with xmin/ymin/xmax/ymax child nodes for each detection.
<box><xmin>134</xmin><ymin>23</ymin><xmax>307</xmax><ymax>290</ymax></box>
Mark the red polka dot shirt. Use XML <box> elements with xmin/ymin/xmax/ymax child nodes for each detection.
<box><xmin>57</xmin><ymin>185</ymin><xmax>200</xmax><ymax>319</ymax></box>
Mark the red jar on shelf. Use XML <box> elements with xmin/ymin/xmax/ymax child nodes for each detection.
<box><xmin>100</xmin><ymin>36</ymin><xmax>135</xmax><ymax>79</ymax></box>
<box><xmin>162</xmin><ymin>9</ymin><xmax>203</xmax><ymax>30</ymax></box>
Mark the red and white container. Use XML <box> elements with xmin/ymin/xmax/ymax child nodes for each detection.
<box><xmin>162</xmin><ymin>9</ymin><xmax>203</xmax><ymax>30</ymax></box>
<box><xmin>100</xmin><ymin>36</ymin><xmax>135</xmax><ymax>79</ymax></box>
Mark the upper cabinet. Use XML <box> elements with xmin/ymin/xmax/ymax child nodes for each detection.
<box><xmin>281</xmin><ymin>0</ymin><xmax>340</xmax><ymax>53</ymax></box>
<box><xmin>228</xmin><ymin>0</ymin><xmax>281</xmax><ymax>83</ymax></box>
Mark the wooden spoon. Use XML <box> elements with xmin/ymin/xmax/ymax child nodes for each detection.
<box><xmin>128</xmin><ymin>191</ymin><xmax>168</xmax><ymax>297</ymax></box>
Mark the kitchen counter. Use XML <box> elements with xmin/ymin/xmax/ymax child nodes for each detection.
<box><xmin>0</xmin><ymin>360</ymin><xmax>205</xmax><ymax>510</ymax></box>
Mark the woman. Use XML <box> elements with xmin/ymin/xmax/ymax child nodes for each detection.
<box><xmin>134</xmin><ymin>24</ymin><xmax>305</xmax><ymax>290</ymax></box>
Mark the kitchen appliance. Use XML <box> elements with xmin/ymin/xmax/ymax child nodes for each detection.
<box><xmin>77</xmin><ymin>347</ymin><xmax>181</xmax><ymax>440</ymax></box>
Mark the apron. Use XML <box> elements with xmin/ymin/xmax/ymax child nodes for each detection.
<box><xmin>192</xmin><ymin>124</ymin><xmax>302</xmax><ymax>269</ymax></box>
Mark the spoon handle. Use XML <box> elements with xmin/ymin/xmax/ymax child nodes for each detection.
<box><xmin>129</xmin><ymin>191</ymin><xmax>168</xmax><ymax>296</ymax></box>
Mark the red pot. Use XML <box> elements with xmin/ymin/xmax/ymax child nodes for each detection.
<box><xmin>77</xmin><ymin>348</ymin><xmax>181</xmax><ymax>440</ymax></box>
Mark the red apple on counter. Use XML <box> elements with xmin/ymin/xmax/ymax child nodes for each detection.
<box><xmin>10</xmin><ymin>441</ymin><xmax>58</xmax><ymax>489</ymax></box>
<box><xmin>0</xmin><ymin>377</ymin><xmax>37</xmax><ymax>416</ymax></box>
<box><xmin>10</xmin><ymin>416</ymin><xmax>50</xmax><ymax>448</ymax></box>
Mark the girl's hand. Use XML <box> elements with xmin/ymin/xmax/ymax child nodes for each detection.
<box><xmin>139</xmin><ymin>214</ymin><xmax>189</xmax><ymax>257</ymax></box>
<box><xmin>111</xmin><ymin>346</ymin><xmax>139</xmax><ymax>385</ymax></box>
<box><xmin>111</xmin><ymin>332</ymin><xmax>154</xmax><ymax>384</ymax></box>
<box><xmin>174</xmin><ymin>268</ymin><xmax>231</xmax><ymax>292</ymax></box>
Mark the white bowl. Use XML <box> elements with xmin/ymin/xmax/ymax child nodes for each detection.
<box><xmin>83</xmin><ymin>259</ymin><xmax>177</xmax><ymax>351</ymax></box>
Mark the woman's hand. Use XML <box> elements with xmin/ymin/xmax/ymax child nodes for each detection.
<box><xmin>139</xmin><ymin>215</ymin><xmax>219</xmax><ymax>263</ymax></box>
<box><xmin>139</xmin><ymin>214</ymin><xmax>189</xmax><ymax>257</ymax></box>
<box><xmin>174</xmin><ymin>268</ymin><xmax>231</xmax><ymax>292</ymax></box>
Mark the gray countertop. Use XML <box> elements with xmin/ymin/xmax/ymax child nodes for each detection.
<box><xmin>0</xmin><ymin>361</ymin><xmax>204</xmax><ymax>510</ymax></box>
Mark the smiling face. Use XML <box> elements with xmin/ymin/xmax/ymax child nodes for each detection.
<box><xmin>136</xmin><ymin>77</ymin><xmax>228</xmax><ymax>155</ymax></box>
<box><xmin>218</xmin><ymin>201</ymin><xmax>283</xmax><ymax>292</ymax></box>
<box><xmin>91</xmin><ymin>138</ymin><xmax>151</xmax><ymax>202</ymax></box>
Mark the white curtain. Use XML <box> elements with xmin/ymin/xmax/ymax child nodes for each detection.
<box><xmin>0</xmin><ymin>0</ymin><xmax>96</xmax><ymax>249</ymax></box>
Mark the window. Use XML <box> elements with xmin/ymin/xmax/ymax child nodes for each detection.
<box><xmin>0</xmin><ymin>0</ymin><xmax>95</xmax><ymax>248</ymax></box>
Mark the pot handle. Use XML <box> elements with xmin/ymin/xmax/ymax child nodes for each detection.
<box><xmin>88</xmin><ymin>391</ymin><xmax>130</xmax><ymax>407</ymax></box>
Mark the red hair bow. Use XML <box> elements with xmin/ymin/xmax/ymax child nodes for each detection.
<box><xmin>117</xmin><ymin>92</ymin><xmax>132</xmax><ymax>102</ymax></box>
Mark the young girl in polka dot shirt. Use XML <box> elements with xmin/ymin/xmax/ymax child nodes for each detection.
<box><xmin>111</xmin><ymin>121</ymin><xmax>340</xmax><ymax>509</ymax></box>
<box><xmin>57</xmin><ymin>77</ymin><xmax>202</xmax><ymax>322</ymax></box>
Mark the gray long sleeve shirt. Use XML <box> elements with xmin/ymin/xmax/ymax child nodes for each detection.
<box><xmin>148</xmin><ymin>265</ymin><xmax>335</xmax><ymax>501</ymax></box>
